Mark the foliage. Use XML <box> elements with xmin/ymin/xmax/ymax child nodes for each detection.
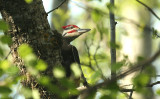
<box><xmin>1</xmin><ymin>0</ymin><xmax>160</xmax><ymax>99</ymax></box>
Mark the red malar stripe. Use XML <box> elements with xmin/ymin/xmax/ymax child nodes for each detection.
<box><xmin>68</xmin><ymin>30</ymin><xmax>77</xmax><ymax>33</ymax></box>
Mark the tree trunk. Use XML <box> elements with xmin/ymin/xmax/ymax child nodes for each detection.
<box><xmin>0</xmin><ymin>0</ymin><xmax>62</xmax><ymax>98</ymax></box>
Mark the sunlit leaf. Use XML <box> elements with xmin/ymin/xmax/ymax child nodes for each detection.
<box><xmin>71</xmin><ymin>63</ymin><xmax>81</xmax><ymax>78</ymax></box>
<box><xmin>35</xmin><ymin>60</ymin><xmax>47</xmax><ymax>71</ymax></box>
<box><xmin>18</xmin><ymin>44</ymin><xmax>33</xmax><ymax>58</ymax></box>
<box><xmin>25</xmin><ymin>0</ymin><xmax>33</xmax><ymax>4</ymax></box>
<box><xmin>90</xmin><ymin>70</ymin><xmax>101</xmax><ymax>84</ymax></box>
<box><xmin>32</xmin><ymin>89</ymin><xmax>40</xmax><ymax>99</ymax></box>
<box><xmin>53</xmin><ymin>67</ymin><xmax>65</xmax><ymax>78</ymax></box>
<box><xmin>0</xmin><ymin>60</ymin><xmax>11</xmax><ymax>70</ymax></box>
<box><xmin>24</xmin><ymin>54</ymin><xmax>37</xmax><ymax>66</ymax></box>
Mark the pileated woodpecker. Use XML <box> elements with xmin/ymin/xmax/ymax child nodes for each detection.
<box><xmin>61</xmin><ymin>25</ymin><xmax>90</xmax><ymax>87</ymax></box>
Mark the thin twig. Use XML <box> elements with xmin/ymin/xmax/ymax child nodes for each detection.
<box><xmin>93</xmin><ymin>42</ymin><xmax>106</xmax><ymax>79</ymax></box>
<box><xmin>136</xmin><ymin>0</ymin><xmax>160</xmax><ymax>20</ymax></box>
<box><xmin>129</xmin><ymin>88</ymin><xmax>134</xmax><ymax>99</ymax></box>
<box><xmin>120</xmin><ymin>81</ymin><xmax>160</xmax><ymax>92</ymax></box>
<box><xmin>4</xmin><ymin>50</ymin><xmax>11</xmax><ymax>60</ymax></box>
<box><xmin>72</xmin><ymin>1</ymin><xmax>160</xmax><ymax>38</ymax></box>
<box><xmin>147</xmin><ymin>81</ymin><xmax>160</xmax><ymax>87</ymax></box>
<box><xmin>120</xmin><ymin>88</ymin><xmax>135</xmax><ymax>92</ymax></box>
<box><xmin>47</xmin><ymin>0</ymin><xmax>67</xmax><ymax>14</ymax></box>
<box><xmin>84</xmin><ymin>40</ymin><xmax>94</xmax><ymax>70</ymax></box>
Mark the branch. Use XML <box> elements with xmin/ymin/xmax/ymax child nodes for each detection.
<box><xmin>147</xmin><ymin>81</ymin><xmax>160</xmax><ymax>87</ymax></box>
<box><xmin>47</xmin><ymin>0</ymin><xmax>67</xmax><ymax>14</ymax></box>
<box><xmin>80</xmin><ymin>49</ymin><xmax>160</xmax><ymax>97</ymax></box>
<box><xmin>120</xmin><ymin>88</ymin><xmax>135</xmax><ymax>92</ymax></box>
<box><xmin>136</xmin><ymin>0</ymin><xmax>160</xmax><ymax>21</ymax></box>
<box><xmin>109</xmin><ymin>0</ymin><xmax>117</xmax><ymax>78</ymax></box>
<box><xmin>120</xmin><ymin>81</ymin><xmax>160</xmax><ymax>92</ymax></box>
<box><xmin>117</xmin><ymin>50</ymin><xmax>160</xmax><ymax>79</ymax></box>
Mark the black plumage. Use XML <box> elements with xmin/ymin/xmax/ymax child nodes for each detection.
<box><xmin>61</xmin><ymin>40</ymin><xmax>89</xmax><ymax>87</ymax></box>
<box><xmin>61</xmin><ymin>43</ymin><xmax>79</xmax><ymax>77</ymax></box>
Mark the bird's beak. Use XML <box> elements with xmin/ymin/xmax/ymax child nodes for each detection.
<box><xmin>77</xmin><ymin>29</ymin><xmax>91</xmax><ymax>33</ymax></box>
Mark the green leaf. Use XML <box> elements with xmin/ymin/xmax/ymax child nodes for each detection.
<box><xmin>106</xmin><ymin>3</ymin><xmax>115</xmax><ymax>13</ymax></box>
<box><xmin>38</xmin><ymin>76</ymin><xmax>50</xmax><ymax>85</ymax></box>
<box><xmin>59</xmin><ymin>78</ymin><xmax>76</xmax><ymax>89</ymax></box>
<box><xmin>6</xmin><ymin>65</ymin><xmax>19</xmax><ymax>75</ymax></box>
<box><xmin>25</xmin><ymin>0</ymin><xmax>33</xmax><ymax>4</ymax></box>
<box><xmin>0</xmin><ymin>60</ymin><xmax>11</xmax><ymax>70</ymax></box>
<box><xmin>71</xmin><ymin>63</ymin><xmax>81</xmax><ymax>78</ymax></box>
<box><xmin>53</xmin><ymin>67</ymin><xmax>65</xmax><ymax>78</ymax></box>
<box><xmin>156</xmin><ymin>89</ymin><xmax>160</xmax><ymax>96</ymax></box>
<box><xmin>20</xmin><ymin>87</ymin><xmax>32</xmax><ymax>98</ymax></box>
<box><xmin>0</xmin><ymin>48</ymin><xmax>4</xmax><ymax>56</ymax></box>
<box><xmin>112</xmin><ymin>61</ymin><xmax>124</xmax><ymax>72</ymax></box>
<box><xmin>107</xmin><ymin>82</ymin><xmax>119</xmax><ymax>91</ymax></box>
<box><xmin>0</xmin><ymin>20</ymin><xmax>9</xmax><ymax>31</ymax></box>
<box><xmin>110</xmin><ymin>42</ymin><xmax>120</xmax><ymax>49</ymax></box>
<box><xmin>32</xmin><ymin>89</ymin><xmax>40</xmax><ymax>99</ymax></box>
<box><xmin>24</xmin><ymin>54</ymin><xmax>37</xmax><ymax>66</ymax></box>
<box><xmin>133</xmin><ymin>73</ymin><xmax>150</xmax><ymax>91</ymax></box>
<box><xmin>35</xmin><ymin>60</ymin><xmax>47</xmax><ymax>71</ymax></box>
<box><xmin>0</xmin><ymin>86</ymin><xmax>12</xmax><ymax>94</ymax></box>
<box><xmin>91</xmin><ymin>9</ymin><xmax>102</xmax><ymax>22</ymax></box>
<box><xmin>27</xmin><ymin>66</ymin><xmax>39</xmax><ymax>75</ymax></box>
<box><xmin>18</xmin><ymin>44</ymin><xmax>33</xmax><ymax>58</ymax></box>
<box><xmin>90</xmin><ymin>70</ymin><xmax>101</xmax><ymax>84</ymax></box>
<box><xmin>0</xmin><ymin>35</ymin><xmax>12</xmax><ymax>45</ymax></box>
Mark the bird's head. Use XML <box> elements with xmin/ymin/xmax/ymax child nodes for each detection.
<box><xmin>62</xmin><ymin>25</ymin><xmax>90</xmax><ymax>43</ymax></box>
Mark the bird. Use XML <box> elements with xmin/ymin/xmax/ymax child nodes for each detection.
<box><xmin>61</xmin><ymin>25</ymin><xmax>90</xmax><ymax>87</ymax></box>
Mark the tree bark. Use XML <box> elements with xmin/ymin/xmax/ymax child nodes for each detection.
<box><xmin>0</xmin><ymin>0</ymin><xmax>62</xmax><ymax>98</ymax></box>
